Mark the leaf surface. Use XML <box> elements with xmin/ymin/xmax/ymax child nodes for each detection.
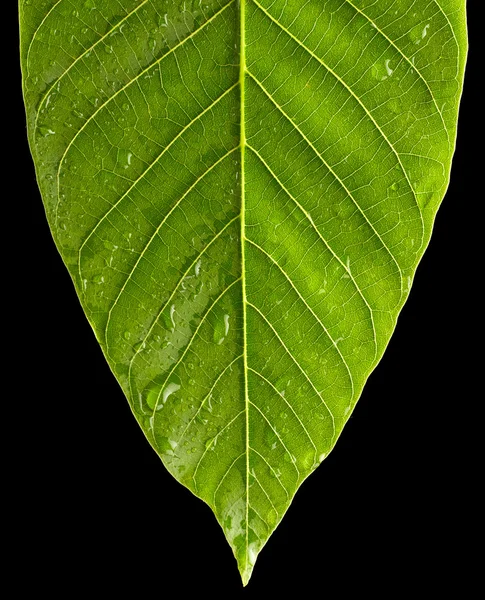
<box><xmin>20</xmin><ymin>0</ymin><xmax>467</xmax><ymax>584</ymax></box>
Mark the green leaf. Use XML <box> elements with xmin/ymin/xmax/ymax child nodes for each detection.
<box><xmin>19</xmin><ymin>0</ymin><xmax>467</xmax><ymax>585</ymax></box>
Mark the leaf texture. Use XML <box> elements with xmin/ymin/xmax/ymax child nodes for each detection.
<box><xmin>20</xmin><ymin>0</ymin><xmax>467</xmax><ymax>585</ymax></box>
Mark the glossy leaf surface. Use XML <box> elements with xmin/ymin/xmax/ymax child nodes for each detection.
<box><xmin>20</xmin><ymin>0</ymin><xmax>467</xmax><ymax>585</ymax></box>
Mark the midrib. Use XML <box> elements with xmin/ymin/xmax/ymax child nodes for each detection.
<box><xmin>238</xmin><ymin>0</ymin><xmax>251</xmax><ymax>581</ymax></box>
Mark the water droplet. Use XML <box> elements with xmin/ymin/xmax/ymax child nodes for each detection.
<box><xmin>406</xmin><ymin>275</ymin><xmax>412</xmax><ymax>293</ymax></box>
<box><xmin>157</xmin><ymin>436</ymin><xmax>171</xmax><ymax>452</ymax></box>
<box><xmin>409</xmin><ymin>22</ymin><xmax>430</xmax><ymax>44</ymax></box>
<box><xmin>103</xmin><ymin>240</ymin><xmax>118</xmax><ymax>251</ymax></box>
<box><xmin>264</xmin><ymin>428</ymin><xmax>278</xmax><ymax>450</ymax></box>
<box><xmin>38</xmin><ymin>126</ymin><xmax>55</xmax><ymax>137</ymax></box>
<box><xmin>275</xmin><ymin>376</ymin><xmax>291</xmax><ymax>396</ymax></box>
<box><xmin>123</xmin><ymin>331</ymin><xmax>131</xmax><ymax>341</ymax></box>
<box><xmin>145</xmin><ymin>385</ymin><xmax>161</xmax><ymax>410</ymax></box>
<box><xmin>170</xmin><ymin>305</ymin><xmax>176</xmax><ymax>330</ymax></box>
<box><xmin>213</xmin><ymin>313</ymin><xmax>230</xmax><ymax>344</ymax></box>
<box><xmin>248</xmin><ymin>543</ymin><xmax>259</xmax><ymax>567</ymax></box>
<box><xmin>156</xmin><ymin>435</ymin><xmax>177</xmax><ymax>455</ymax></box>
<box><xmin>372</xmin><ymin>59</ymin><xmax>393</xmax><ymax>81</ymax></box>
<box><xmin>205</xmin><ymin>436</ymin><xmax>217</xmax><ymax>450</ymax></box>
<box><xmin>387</xmin><ymin>98</ymin><xmax>401</xmax><ymax>114</ymax></box>
<box><xmin>162</xmin><ymin>382</ymin><xmax>180</xmax><ymax>405</ymax></box>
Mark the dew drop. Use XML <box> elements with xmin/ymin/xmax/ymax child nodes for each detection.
<box><xmin>157</xmin><ymin>436</ymin><xmax>178</xmax><ymax>455</ymax></box>
<box><xmin>38</xmin><ymin>126</ymin><xmax>55</xmax><ymax>137</ymax></box>
<box><xmin>157</xmin><ymin>436</ymin><xmax>171</xmax><ymax>453</ymax></box>
<box><xmin>169</xmin><ymin>304</ymin><xmax>176</xmax><ymax>330</ymax></box>
<box><xmin>123</xmin><ymin>152</ymin><xmax>133</xmax><ymax>169</ymax></box>
<box><xmin>145</xmin><ymin>385</ymin><xmax>161</xmax><ymax>410</ymax></box>
<box><xmin>103</xmin><ymin>240</ymin><xmax>118</xmax><ymax>251</ymax></box>
<box><xmin>409</xmin><ymin>22</ymin><xmax>430</xmax><ymax>44</ymax></box>
<box><xmin>214</xmin><ymin>313</ymin><xmax>230</xmax><ymax>344</ymax></box>
<box><xmin>205</xmin><ymin>436</ymin><xmax>217</xmax><ymax>450</ymax></box>
<box><xmin>264</xmin><ymin>428</ymin><xmax>277</xmax><ymax>450</ymax></box>
<box><xmin>162</xmin><ymin>382</ymin><xmax>180</xmax><ymax>405</ymax></box>
<box><xmin>372</xmin><ymin>59</ymin><xmax>393</xmax><ymax>81</ymax></box>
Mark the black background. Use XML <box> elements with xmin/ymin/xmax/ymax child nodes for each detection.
<box><xmin>15</xmin><ymin>5</ymin><xmax>478</xmax><ymax>596</ymax></box>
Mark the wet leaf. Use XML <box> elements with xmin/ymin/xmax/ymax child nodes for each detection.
<box><xmin>19</xmin><ymin>0</ymin><xmax>467</xmax><ymax>585</ymax></box>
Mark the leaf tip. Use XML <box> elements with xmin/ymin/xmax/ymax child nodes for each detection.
<box><xmin>239</xmin><ymin>564</ymin><xmax>254</xmax><ymax>587</ymax></box>
<box><xmin>236</xmin><ymin>542</ymin><xmax>260</xmax><ymax>586</ymax></box>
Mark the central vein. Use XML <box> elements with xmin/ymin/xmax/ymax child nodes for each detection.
<box><xmin>239</xmin><ymin>0</ymin><xmax>250</xmax><ymax>579</ymax></box>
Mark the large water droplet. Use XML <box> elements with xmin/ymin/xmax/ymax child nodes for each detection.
<box><xmin>157</xmin><ymin>435</ymin><xmax>178</xmax><ymax>455</ymax></box>
<box><xmin>409</xmin><ymin>22</ymin><xmax>430</xmax><ymax>44</ymax></box>
<box><xmin>372</xmin><ymin>59</ymin><xmax>394</xmax><ymax>81</ymax></box>
<box><xmin>162</xmin><ymin>382</ymin><xmax>180</xmax><ymax>405</ymax></box>
<box><xmin>170</xmin><ymin>305</ymin><xmax>176</xmax><ymax>330</ymax></box>
<box><xmin>214</xmin><ymin>313</ymin><xmax>230</xmax><ymax>344</ymax></box>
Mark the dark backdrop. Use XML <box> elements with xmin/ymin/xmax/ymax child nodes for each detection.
<box><xmin>15</xmin><ymin>4</ymin><xmax>477</xmax><ymax>595</ymax></box>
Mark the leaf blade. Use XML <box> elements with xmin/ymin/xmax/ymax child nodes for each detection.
<box><xmin>20</xmin><ymin>0</ymin><xmax>467</xmax><ymax>585</ymax></box>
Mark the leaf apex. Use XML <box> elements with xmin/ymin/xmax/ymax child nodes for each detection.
<box><xmin>234</xmin><ymin>542</ymin><xmax>259</xmax><ymax>586</ymax></box>
<box><xmin>239</xmin><ymin>564</ymin><xmax>254</xmax><ymax>587</ymax></box>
